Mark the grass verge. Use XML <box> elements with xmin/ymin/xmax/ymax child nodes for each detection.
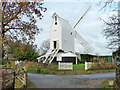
<box><xmin>15</xmin><ymin>78</ymin><xmax>36</xmax><ymax>88</ymax></box>
<box><xmin>102</xmin><ymin>78</ymin><xmax>116</xmax><ymax>88</ymax></box>
<box><xmin>27</xmin><ymin>63</ymin><xmax>115</xmax><ymax>75</ymax></box>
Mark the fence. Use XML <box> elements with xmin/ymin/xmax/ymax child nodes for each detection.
<box><xmin>2</xmin><ymin>66</ymin><xmax>27</xmax><ymax>89</ymax></box>
<box><xmin>15</xmin><ymin>66</ymin><xmax>27</xmax><ymax>88</ymax></box>
<box><xmin>58</xmin><ymin>62</ymin><xmax>73</xmax><ymax>70</ymax></box>
<box><xmin>116</xmin><ymin>64</ymin><xmax>120</xmax><ymax>88</ymax></box>
<box><xmin>2</xmin><ymin>69</ymin><xmax>15</xmax><ymax>89</ymax></box>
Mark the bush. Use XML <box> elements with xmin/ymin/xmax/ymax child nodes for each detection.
<box><xmin>90</xmin><ymin>62</ymin><xmax>115</xmax><ymax>70</ymax></box>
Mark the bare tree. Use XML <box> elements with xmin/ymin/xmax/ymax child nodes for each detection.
<box><xmin>39</xmin><ymin>39</ymin><xmax>50</xmax><ymax>56</ymax></box>
<box><xmin>101</xmin><ymin>15</ymin><xmax>120</xmax><ymax>49</ymax></box>
<box><xmin>99</xmin><ymin>0</ymin><xmax>120</xmax><ymax>50</ymax></box>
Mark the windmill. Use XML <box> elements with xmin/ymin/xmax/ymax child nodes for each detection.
<box><xmin>38</xmin><ymin>6</ymin><xmax>92</xmax><ymax>65</ymax></box>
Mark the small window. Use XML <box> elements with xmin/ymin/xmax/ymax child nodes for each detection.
<box><xmin>71</xmin><ymin>32</ymin><xmax>72</xmax><ymax>35</ymax></box>
<box><xmin>55</xmin><ymin>16</ymin><xmax>57</xmax><ymax>21</ymax></box>
<box><xmin>55</xmin><ymin>22</ymin><xmax>57</xmax><ymax>25</ymax></box>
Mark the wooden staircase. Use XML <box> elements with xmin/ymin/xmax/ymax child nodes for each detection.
<box><xmin>43</xmin><ymin>44</ymin><xmax>59</xmax><ymax>64</ymax></box>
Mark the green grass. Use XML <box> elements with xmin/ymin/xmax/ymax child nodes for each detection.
<box><xmin>102</xmin><ymin>78</ymin><xmax>116</xmax><ymax>89</ymax></box>
<box><xmin>73</xmin><ymin>63</ymin><xmax>85</xmax><ymax>70</ymax></box>
<box><xmin>15</xmin><ymin>78</ymin><xmax>36</xmax><ymax>88</ymax></box>
<box><xmin>27</xmin><ymin>66</ymin><xmax>38</xmax><ymax>74</ymax></box>
<box><xmin>27</xmin><ymin>80</ymin><xmax>36</xmax><ymax>88</ymax></box>
<box><xmin>15</xmin><ymin>78</ymin><xmax>23</xmax><ymax>88</ymax></box>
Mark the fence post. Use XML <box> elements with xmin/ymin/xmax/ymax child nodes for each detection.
<box><xmin>24</xmin><ymin>67</ymin><xmax>27</xmax><ymax>88</ymax></box>
<box><xmin>12</xmin><ymin>71</ymin><xmax>15</xmax><ymax>90</ymax></box>
<box><xmin>116</xmin><ymin>63</ymin><xmax>118</xmax><ymax>86</ymax></box>
<box><xmin>2</xmin><ymin>71</ymin><xmax>5</xmax><ymax>89</ymax></box>
<box><xmin>118</xmin><ymin>64</ymin><xmax>120</xmax><ymax>88</ymax></box>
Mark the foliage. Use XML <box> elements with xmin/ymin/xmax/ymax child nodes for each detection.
<box><xmin>1</xmin><ymin>2</ymin><xmax>46</xmax><ymax>43</ymax></box>
<box><xmin>90</xmin><ymin>63</ymin><xmax>116</xmax><ymax>70</ymax></box>
<box><xmin>13</xmin><ymin>43</ymin><xmax>39</xmax><ymax>62</ymax></box>
<box><xmin>80</xmin><ymin>54</ymin><xmax>108</xmax><ymax>63</ymax></box>
<box><xmin>80</xmin><ymin>54</ymin><xmax>91</xmax><ymax>62</ymax></box>
<box><xmin>112</xmin><ymin>47</ymin><xmax>120</xmax><ymax>57</ymax></box>
<box><xmin>1</xmin><ymin>2</ymin><xmax>47</xmax><ymax>60</ymax></box>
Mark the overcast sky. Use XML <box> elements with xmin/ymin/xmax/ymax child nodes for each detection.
<box><xmin>34</xmin><ymin>0</ymin><xmax>118</xmax><ymax>56</ymax></box>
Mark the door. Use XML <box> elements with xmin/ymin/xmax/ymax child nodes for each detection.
<box><xmin>53</xmin><ymin>41</ymin><xmax>57</xmax><ymax>49</ymax></box>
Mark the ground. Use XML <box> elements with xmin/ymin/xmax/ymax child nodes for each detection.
<box><xmin>28</xmin><ymin>72</ymin><xmax>115</xmax><ymax>88</ymax></box>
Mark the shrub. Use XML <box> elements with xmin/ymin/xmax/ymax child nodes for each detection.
<box><xmin>89</xmin><ymin>62</ymin><xmax>115</xmax><ymax>70</ymax></box>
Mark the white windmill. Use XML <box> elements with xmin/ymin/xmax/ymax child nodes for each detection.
<box><xmin>38</xmin><ymin>6</ymin><xmax>92</xmax><ymax>65</ymax></box>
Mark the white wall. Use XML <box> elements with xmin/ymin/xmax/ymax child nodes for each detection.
<box><xmin>60</xmin><ymin>18</ymin><xmax>75</xmax><ymax>53</ymax></box>
<box><xmin>50</xmin><ymin>14</ymin><xmax>75</xmax><ymax>53</ymax></box>
<box><xmin>50</xmin><ymin>15</ymin><xmax>62</xmax><ymax>50</ymax></box>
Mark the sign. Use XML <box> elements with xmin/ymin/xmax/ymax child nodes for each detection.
<box><xmin>58</xmin><ymin>62</ymin><xmax>73</xmax><ymax>70</ymax></box>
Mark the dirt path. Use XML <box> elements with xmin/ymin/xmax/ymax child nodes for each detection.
<box><xmin>28</xmin><ymin>72</ymin><xmax>115</xmax><ymax>88</ymax></box>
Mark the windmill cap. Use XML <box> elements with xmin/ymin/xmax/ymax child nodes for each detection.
<box><xmin>52</xmin><ymin>13</ymin><xmax>59</xmax><ymax>19</ymax></box>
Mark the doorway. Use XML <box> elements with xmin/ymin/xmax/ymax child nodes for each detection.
<box><xmin>53</xmin><ymin>41</ymin><xmax>57</xmax><ymax>49</ymax></box>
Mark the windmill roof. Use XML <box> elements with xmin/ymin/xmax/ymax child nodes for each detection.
<box><xmin>52</xmin><ymin>13</ymin><xmax>69</xmax><ymax>23</ymax></box>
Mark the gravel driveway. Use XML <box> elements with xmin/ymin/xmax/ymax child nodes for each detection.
<box><xmin>28</xmin><ymin>72</ymin><xmax>115</xmax><ymax>88</ymax></box>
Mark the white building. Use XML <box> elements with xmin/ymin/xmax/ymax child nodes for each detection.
<box><xmin>38</xmin><ymin>7</ymin><xmax>92</xmax><ymax>64</ymax></box>
<box><xmin>39</xmin><ymin>13</ymin><xmax>78</xmax><ymax>64</ymax></box>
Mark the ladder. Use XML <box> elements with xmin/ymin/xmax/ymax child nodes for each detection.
<box><xmin>43</xmin><ymin>44</ymin><xmax>59</xmax><ymax>64</ymax></box>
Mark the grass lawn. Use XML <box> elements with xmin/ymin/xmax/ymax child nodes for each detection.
<box><xmin>102</xmin><ymin>78</ymin><xmax>117</xmax><ymax>89</ymax></box>
<box><xmin>73</xmin><ymin>64</ymin><xmax>85</xmax><ymax>70</ymax></box>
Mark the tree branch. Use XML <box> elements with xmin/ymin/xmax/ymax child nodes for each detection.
<box><xmin>4</xmin><ymin>5</ymin><xmax>22</xmax><ymax>27</ymax></box>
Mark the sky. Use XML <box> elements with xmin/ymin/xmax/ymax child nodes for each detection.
<box><xmin>34</xmin><ymin>0</ymin><xmax>118</xmax><ymax>56</ymax></box>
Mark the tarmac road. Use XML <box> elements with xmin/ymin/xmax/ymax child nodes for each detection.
<box><xmin>28</xmin><ymin>72</ymin><xmax>115</xmax><ymax>88</ymax></box>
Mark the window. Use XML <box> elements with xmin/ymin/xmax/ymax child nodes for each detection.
<box><xmin>55</xmin><ymin>22</ymin><xmax>57</xmax><ymax>25</ymax></box>
<box><xmin>55</xmin><ymin>16</ymin><xmax>57</xmax><ymax>25</ymax></box>
<box><xmin>71</xmin><ymin>32</ymin><xmax>72</xmax><ymax>35</ymax></box>
<box><xmin>55</xmin><ymin>16</ymin><xmax>57</xmax><ymax>21</ymax></box>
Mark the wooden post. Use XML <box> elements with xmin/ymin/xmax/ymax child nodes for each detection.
<box><xmin>24</xmin><ymin>67</ymin><xmax>27</xmax><ymax>88</ymax></box>
<box><xmin>12</xmin><ymin>71</ymin><xmax>15</xmax><ymax>90</ymax></box>
<box><xmin>116</xmin><ymin>63</ymin><xmax>118</xmax><ymax>86</ymax></box>
<box><xmin>118</xmin><ymin>64</ymin><xmax>120</xmax><ymax>89</ymax></box>
<box><xmin>2</xmin><ymin>71</ymin><xmax>5</xmax><ymax>88</ymax></box>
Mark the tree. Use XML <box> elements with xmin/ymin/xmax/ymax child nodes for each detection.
<box><xmin>39</xmin><ymin>39</ymin><xmax>50</xmax><ymax>56</ymax></box>
<box><xmin>12</xmin><ymin>42</ymin><xmax>39</xmax><ymax>62</ymax></box>
<box><xmin>99</xmin><ymin>1</ymin><xmax>120</xmax><ymax>50</ymax></box>
<box><xmin>102</xmin><ymin>15</ymin><xmax>120</xmax><ymax>49</ymax></box>
<box><xmin>1</xmin><ymin>2</ymin><xmax>47</xmax><ymax>58</ymax></box>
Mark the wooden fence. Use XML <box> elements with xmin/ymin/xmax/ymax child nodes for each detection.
<box><xmin>2</xmin><ymin>71</ymin><xmax>15</xmax><ymax>89</ymax></box>
<box><xmin>116</xmin><ymin>64</ymin><xmax>120</xmax><ymax>88</ymax></box>
<box><xmin>2</xmin><ymin>66</ymin><xmax>27</xmax><ymax>89</ymax></box>
<box><xmin>15</xmin><ymin>66</ymin><xmax>27</xmax><ymax>88</ymax></box>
